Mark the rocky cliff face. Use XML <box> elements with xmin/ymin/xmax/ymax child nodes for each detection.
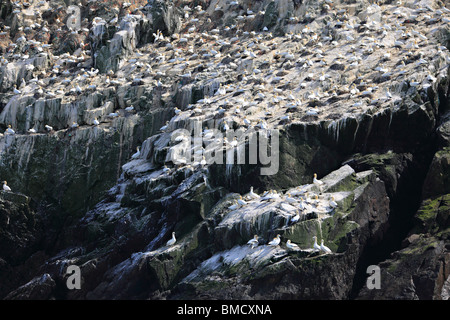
<box><xmin>0</xmin><ymin>0</ymin><xmax>449</xmax><ymax>300</ymax></box>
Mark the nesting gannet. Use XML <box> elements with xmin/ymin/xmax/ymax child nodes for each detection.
<box><xmin>247</xmin><ymin>235</ymin><xmax>259</xmax><ymax>249</ymax></box>
<box><xmin>2</xmin><ymin>181</ymin><xmax>11</xmax><ymax>192</ymax></box>
<box><xmin>262</xmin><ymin>189</ymin><xmax>280</xmax><ymax>202</ymax></box>
<box><xmin>166</xmin><ymin>232</ymin><xmax>176</xmax><ymax>246</ymax></box>
<box><xmin>313</xmin><ymin>173</ymin><xmax>324</xmax><ymax>189</ymax></box>
<box><xmin>320</xmin><ymin>239</ymin><xmax>332</xmax><ymax>254</ymax></box>
<box><xmin>5</xmin><ymin>125</ymin><xmax>15</xmax><ymax>135</ymax></box>
<box><xmin>291</xmin><ymin>210</ymin><xmax>301</xmax><ymax>223</ymax></box>
<box><xmin>286</xmin><ymin>239</ymin><xmax>300</xmax><ymax>250</ymax></box>
<box><xmin>290</xmin><ymin>186</ymin><xmax>306</xmax><ymax>196</ymax></box>
<box><xmin>329</xmin><ymin>196</ymin><xmax>338</xmax><ymax>209</ymax></box>
<box><xmin>131</xmin><ymin>147</ymin><xmax>140</xmax><ymax>159</ymax></box>
<box><xmin>45</xmin><ymin>125</ymin><xmax>53</xmax><ymax>132</ymax></box>
<box><xmin>313</xmin><ymin>195</ymin><xmax>320</xmax><ymax>207</ymax></box>
<box><xmin>312</xmin><ymin>236</ymin><xmax>321</xmax><ymax>251</ymax></box>
<box><xmin>298</xmin><ymin>198</ymin><xmax>310</xmax><ymax>211</ymax></box>
<box><xmin>237</xmin><ymin>195</ymin><xmax>247</xmax><ymax>206</ymax></box>
<box><xmin>228</xmin><ymin>200</ymin><xmax>241</xmax><ymax>210</ymax></box>
<box><xmin>248</xmin><ymin>186</ymin><xmax>260</xmax><ymax>200</ymax></box>
<box><xmin>71</xmin><ymin>122</ymin><xmax>79</xmax><ymax>128</ymax></box>
<box><xmin>160</xmin><ymin>121</ymin><xmax>169</xmax><ymax>132</ymax></box>
<box><xmin>268</xmin><ymin>234</ymin><xmax>281</xmax><ymax>247</ymax></box>
<box><xmin>93</xmin><ymin>118</ymin><xmax>100</xmax><ymax>126</ymax></box>
<box><xmin>13</xmin><ymin>85</ymin><xmax>21</xmax><ymax>95</ymax></box>
<box><xmin>285</xmin><ymin>193</ymin><xmax>298</xmax><ymax>204</ymax></box>
<box><xmin>229</xmin><ymin>137</ymin><xmax>238</xmax><ymax>147</ymax></box>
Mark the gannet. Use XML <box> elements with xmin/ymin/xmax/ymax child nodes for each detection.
<box><xmin>166</xmin><ymin>232</ymin><xmax>176</xmax><ymax>246</ymax></box>
<box><xmin>71</xmin><ymin>122</ymin><xmax>79</xmax><ymax>128</ymax></box>
<box><xmin>160</xmin><ymin>121</ymin><xmax>169</xmax><ymax>132</ymax></box>
<box><xmin>237</xmin><ymin>195</ymin><xmax>247</xmax><ymax>206</ymax></box>
<box><xmin>28</xmin><ymin>128</ymin><xmax>37</xmax><ymax>134</ymax></box>
<box><xmin>266</xmin><ymin>190</ymin><xmax>280</xmax><ymax>202</ymax></box>
<box><xmin>93</xmin><ymin>118</ymin><xmax>100</xmax><ymax>126</ymax></box>
<box><xmin>312</xmin><ymin>236</ymin><xmax>321</xmax><ymax>251</ymax></box>
<box><xmin>248</xmin><ymin>186</ymin><xmax>260</xmax><ymax>200</ymax></box>
<box><xmin>329</xmin><ymin>196</ymin><xmax>338</xmax><ymax>209</ymax></box>
<box><xmin>3</xmin><ymin>181</ymin><xmax>11</xmax><ymax>192</ymax></box>
<box><xmin>268</xmin><ymin>234</ymin><xmax>281</xmax><ymax>247</ymax></box>
<box><xmin>45</xmin><ymin>125</ymin><xmax>53</xmax><ymax>131</ymax></box>
<box><xmin>229</xmin><ymin>137</ymin><xmax>238</xmax><ymax>147</ymax></box>
<box><xmin>291</xmin><ymin>211</ymin><xmax>301</xmax><ymax>223</ymax></box>
<box><xmin>13</xmin><ymin>85</ymin><xmax>21</xmax><ymax>95</ymax></box>
<box><xmin>298</xmin><ymin>198</ymin><xmax>310</xmax><ymax>211</ymax></box>
<box><xmin>306</xmin><ymin>108</ymin><xmax>319</xmax><ymax>116</ymax></box>
<box><xmin>5</xmin><ymin>125</ymin><xmax>15</xmax><ymax>135</ymax></box>
<box><xmin>228</xmin><ymin>200</ymin><xmax>241</xmax><ymax>210</ymax></box>
<box><xmin>313</xmin><ymin>194</ymin><xmax>320</xmax><ymax>207</ymax></box>
<box><xmin>200</xmin><ymin>156</ymin><xmax>207</xmax><ymax>167</ymax></box>
<box><xmin>286</xmin><ymin>239</ymin><xmax>300</xmax><ymax>250</ymax></box>
<box><xmin>320</xmin><ymin>239</ymin><xmax>332</xmax><ymax>254</ymax></box>
<box><xmin>290</xmin><ymin>186</ymin><xmax>306</xmax><ymax>196</ymax></box>
<box><xmin>313</xmin><ymin>173</ymin><xmax>324</xmax><ymax>188</ymax></box>
<box><xmin>285</xmin><ymin>193</ymin><xmax>298</xmax><ymax>204</ymax></box>
<box><xmin>131</xmin><ymin>147</ymin><xmax>140</xmax><ymax>159</ymax></box>
<box><xmin>247</xmin><ymin>235</ymin><xmax>259</xmax><ymax>249</ymax></box>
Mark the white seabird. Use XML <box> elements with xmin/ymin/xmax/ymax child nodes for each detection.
<box><xmin>329</xmin><ymin>196</ymin><xmax>338</xmax><ymax>209</ymax></box>
<box><xmin>131</xmin><ymin>147</ymin><xmax>140</xmax><ymax>159</ymax></box>
<box><xmin>2</xmin><ymin>181</ymin><xmax>11</xmax><ymax>192</ymax></box>
<box><xmin>286</xmin><ymin>239</ymin><xmax>300</xmax><ymax>250</ymax></box>
<box><xmin>247</xmin><ymin>186</ymin><xmax>260</xmax><ymax>200</ymax></box>
<box><xmin>166</xmin><ymin>232</ymin><xmax>176</xmax><ymax>246</ymax></box>
<box><xmin>268</xmin><ymin>234</ymin><xmax>281</xmax><ymax>247</ymax></box>
<box><xmin>320</xmin><ymin>239</ymin><xmax>332</xmax><ymax>254</ymax></box>
<box><xmin>237</xmin><ymin>195</ymin><xmax>247</xmax><ymax>206</ymax></box>
<box><xmin>160</xmin><ymin>121</ymin><xmax>169</xmax><ymax>132</ymax></box>
<box><xmin>313</xmin><ymin>173</ymin><xmax>324</xmax><ymax>187</ymax></box>
<box><xmin>228</xmin><ymin>200</ymin><xmax>241</xmax><ymax>210</ymax></box>
<box><xmin>247</xmin><ymin>235</ymin><xmax>259</xmax><ymax>249</ymax></box>
<box><xmin>284</xmin><ymin>193</ymin><xmax>298</xmax><ymax>204</ymax></box>
<box><xmin>312</xmin><ymin>236</ymin><xmax>321</xmax><ymax>252</ymax></box>
<box><xmin>313</xmin><ymin>173</ymin><xmax>325</xmax><ymax>192</ymax></box>
<box><xmin>5</xmin><ymin>125</ymin><xmax>15</xmax><ymax>135</ymax></box>
<box><xmin>291</xmin><ymin>210</ymin><xmax>301</xmax><ymax>224</ymax></box>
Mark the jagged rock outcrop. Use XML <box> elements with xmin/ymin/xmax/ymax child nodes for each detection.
<box><xmin>356</xmin><ymin>115</ymin><xmax>450</xmax><ymax>300</ymax></box>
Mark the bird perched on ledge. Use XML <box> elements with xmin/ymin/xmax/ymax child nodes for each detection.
<box><xmin>247</xmin><ymin>235</ymin><xmax>259</xmax><ymax>249</ymax></box>
<box><xmin>268</xmin><ymin>234</ymin><xmax>281</xmax><ymax>247</ymax></box>
<box><xmin>320</xmin><ymin>239</ymin><xmax>332</xmax><ymax>254</ymax></box>
<box><xmin>286</xmin><ymin>239</ymin><xmax>300</xmax><ymax>250</ymax></box>
<box><xmin>166</xmin><ymin>232</ymin><xmax>176</xmax><ymax>246</ymax></box>
<box><xmin>3</xmin><ymin>181</ymin><xmax>11</xmax><ymax>192</ymax></box>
